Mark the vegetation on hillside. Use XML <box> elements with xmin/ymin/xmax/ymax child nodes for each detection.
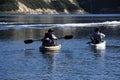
<box><xmin>0</xmin><ymin>0</ymin><xmax>120</xmax><ymax>14</ymax></box>
<box><xmin>19</xmin><ymin>0</ymin><xmax>52</xmax><ymax>9</ymax></box>
<box><xmin>0</xmin><ymin>0</ymin><xmax>18</xmax><ymax>11</ymax></box>
<box><xmin>51</xmin><ymin>0</ymin><xmax>80</xmax><ymax>12</ymax></box>
<box><xmin>77</xmin><ymin>0</ymin><xmax>120</xmax><ymax>13</ymax></box>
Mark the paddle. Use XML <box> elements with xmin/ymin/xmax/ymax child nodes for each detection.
<box><xmin>24</xmin><ymin>35</ymin><xmax>73</xmax><ymax>44</ymax></box>
<box><xmin>24</xmin><ymin>39</ymin><xmax>40</xmax><ymax>44</ymax></box>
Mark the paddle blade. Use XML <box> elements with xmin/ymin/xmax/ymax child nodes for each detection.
<box><xmin>24</xmin><ymin>40</ymin><xmax>34</xmax><ymax>44</ymax></box>
<box><xmin>64</xmin><ymin>35</ymin><xmax>73</xmax><ymax>39</ymax></box>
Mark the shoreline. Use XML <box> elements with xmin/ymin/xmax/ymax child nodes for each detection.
<box><xmin>0</xmin><ymin>10</ymin><xmax>85</xmax><ymax>14</ymax></box>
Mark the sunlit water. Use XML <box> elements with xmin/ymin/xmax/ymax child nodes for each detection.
<box><xmin>0</xmin><ymin>14</ymin><xmax>120</xmax><ymax>80</ymax></box>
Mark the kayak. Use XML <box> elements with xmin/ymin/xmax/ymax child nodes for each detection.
<box><xmin>90</xmin><ymin>41</ymin><xmax>106</xmax><ymax>50</ymax></box>
<box><xmin>40</xmin><ymin>44</ymin><xmax>61</xmax><ymax>51</ymax></box>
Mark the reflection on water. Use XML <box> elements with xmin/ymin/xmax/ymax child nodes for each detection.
<box><xmin>92</xmin><ymin>49</ymin><xmax>105</xmax><ymax>57</ymax></box>
<box><xmin>24</xmin><ymin>47</ymin><xmax>60</xmax><ymax>76</ymax></box>
<box><xmin>90</xmin><ymin>45</ymin><xmax>106</xmax><ymax>54</ymax></box>
<box><xmin>0</xmin><ymin>14</ymin><xmax>120</xmax><ymax>24</ymax></box>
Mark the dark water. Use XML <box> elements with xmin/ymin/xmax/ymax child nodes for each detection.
<box><xmin>0</xmin><ymin>14</ymin><xmax>120</xmax><ymax>24</ymax></box>
<box><xmin>0</xmin><ymin>14</ymin><xmax>120</xmax><ymax>80</ymax></box>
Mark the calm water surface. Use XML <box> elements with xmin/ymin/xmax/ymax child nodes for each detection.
<box><xmin>0</xmin><ymin>14</ymin><xmax>120</xmax><ymax>80</ymax></box>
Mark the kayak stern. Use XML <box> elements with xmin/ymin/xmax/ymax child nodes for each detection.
<box><xmin>90</xmin><ymin>41</ymin><xmax>106</xmax><ymax>50</ymax></box>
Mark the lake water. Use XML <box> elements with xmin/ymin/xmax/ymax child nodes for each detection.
<box><xmin>0</xmin><ymin>14</ymin><xmax>120</xmax><ymax>80</ymax></box>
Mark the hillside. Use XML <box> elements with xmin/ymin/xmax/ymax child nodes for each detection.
<box><xmin>0</xmin><ymin>0</ymin><xmax>120</xmax><ymax>14</ymax></box>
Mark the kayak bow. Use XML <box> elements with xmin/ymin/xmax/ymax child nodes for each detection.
<box><xmin>40</xmin><ymin>44</ymin><xmax>61</xmax><ymax>51</ymax></box>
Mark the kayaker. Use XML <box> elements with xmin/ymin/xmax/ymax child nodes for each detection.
<box><xmin>90</xmin><ymin>27</ymin><xmax>105</xmax><ymax>44</ymax></box>
<box><xmin>41</xmin><ymin>29</ymin><xmax>58</xmax><ymax>46</ymax></box>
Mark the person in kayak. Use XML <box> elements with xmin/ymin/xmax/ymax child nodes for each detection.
<box><xmin>90</xmin><ymin>27</ymin><xmax>105</xmax><ymax>44</ymax></box>
<box><xmin>41</xmin><ymin>29</ymin><xmax>58</xmax><ymax>46</ymax></box>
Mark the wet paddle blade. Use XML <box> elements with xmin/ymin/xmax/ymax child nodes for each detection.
<box><xmin>24</xmin><ymin>40</ymin><xmax>34</xmax><ymax>44</ymax></box>
<box><xmin>64</xmin><ymin>35</ymin><xmax>73</xmax><ymax>39</ymax></box>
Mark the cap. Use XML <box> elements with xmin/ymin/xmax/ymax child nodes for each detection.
<box><xmin>95</xmin><ymin>28</ymin><xmax>100</xmax><ymax>32</ymax></box>
<box><xmin>48</xmin><ymin>29</ymin><xmax>54</xmax><ymax>32</ymax></box>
